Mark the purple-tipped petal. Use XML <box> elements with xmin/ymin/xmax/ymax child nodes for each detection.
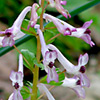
<box><xmin>13</xmin><ymin>90</ymin><xmax>23</xmax><ymax>100</ymax></box>
<box><xmin>47</xmin><ymin>67</ymin><xmax>58</xmax><ymax>83</ymax></box>
<box><xmin>28</xmin><ymin>3</ymin><xmax>39</xmax><ymax>29</ymax></box>
<box><xmin>37</xmin><ymin>83</ymin><xmax>55</xmax><ymax>100</ymax></box>
<box><xmin>78</xmin><ymin>53</ymin><xmax>89</xmax><ymax>66</ymax></box>
<box><xmin>45</xmin><ymin>50</ymin><xmax>57</xmax><ymax>63</ymax></box>
<box><xmin>72</xmin><ymin>86</ymin><xmax>85</xmax><ymax>99</ymax></box>
<box><xmin>60</xmin><ymin>0</ymin><xmax>67</xmax><ymax>5</ymax></box>
<box><xmin>80</xmin><ymin>73</ymin><xmax>90</xmax><ymax>87</ymax></box>
<box><xmin>0</xmin><ymin>31</ymin><xmax>5</xmax><ymax>35</ymax></box>
<box><xmin>80</xmin><ymin>34</ymin><xmax>95</xmax><ymax>47</ymax></box>
<box><xmin>10</xmin><ymin>71</ymin><xmax>23</xmax><ymax>87</ymax></box>
<box><xmin>82</xmin><ymin>20</ymin><xmax>93</xmax><ymax>29</ymax></box>
<box><xmin>2</xmin><ymin>36</ymin><xmax>15</xmax><ymax>47</ymax></box>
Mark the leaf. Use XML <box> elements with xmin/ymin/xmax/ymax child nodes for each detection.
<box><xmin>37</xmin><ymin>7</ymin><xmax>42</xmax><ymax>16</ymax></box>
<box><xmin>20</xmin><ymin>86</ymin><xmax>30</xmax><ymax>100</ymax></box>
<box><xmin>26</xmin><ymin>81</ymin><xmax>33</xmax><ymax>89</ymax></box>
<box><xmin>33</xmin><ymin>58</ymin><xmax>45</xmax><ymax>70</ymax></box>
<box><xmin>44</xmin><ymin>22</ymin><xmax>59</xmax><ymax>44</ymax></box>
<box><xmin>40</xmin><ymin>70</ymin><xmax>65</xmax><ymax>86</ymax></box>
<box><xmin>21</xmin><ymin>49</ymin><xmax>35</xmax><ymax>71</ymax></box>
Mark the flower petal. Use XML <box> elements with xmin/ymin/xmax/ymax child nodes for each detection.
<box><xmin>72</xmin><ymin>86</ymin><xmax>85</xmax><ymax>99</ymax></box>
<box><xmin>2</xmin><ymin>36</ymin><xmax>15</xmax><ymax>47</ymax></box>
<box><xmin>62</xmin><ymin>77</ymin><xmax>77</xmax><ymax>88</ymax></box>
<box><xmin>80</xmin><ymin>73</ymin><xmax>90</xmax><ymax>87</ymax></box>
<box><xmin>28</xmin><ymin>3</ymin><xmax>39</xmax><ymax>29</ymax></box>
<box><xmin>60</xmin><ymin>0</ymin><xmax>67</xmax><ymax>5</ymax></box>
<box><xmin>18</xmin><ymin>54</ymin><xmax>23</xmax><ymax>75</ymax></box>
<box><xmin>82</xmin><ymin>20</ymin><xmax>93</xmax><ymax>29</ymax></box>
<box><xmin>37</xmin><ymin>83</ymin><xmax>55</xmax><ymax>100</ymax></box>
<box><xmin>47</xmin><ymin>67</ymin><xmax>58</xmax><ymax>83</ymax></box>
<box><xmin>0</xmin><ymin>31</ymin><xmax>5</xmax><ymax>35</ymax></box>
<box><xmin>78</xmin><ymin>53</ymin><xmax>89</xmax><ymax>66</ymax></box>
<box><xmin>80</xmin><ymin>34</ymin><xmax>95</xmax><ymax>47</ymax></box>
<box><xmin>13</xmin><ymin>90</ymin><xmax>23</xmax><ymax>100</ymax></box>
<box><xmin>45</xmin><ymin>50</ymin><xmax>57</xmax><ymax>63</ymax></box>
<box><xmin>13</xmin><ymin>6</ymin><xmax>31</xmax><ymax>29</ymax></box>
<box><xmin>8</xmin><ymin>93</ymin><xmax>14</xmax><ymax>100</ymax></box>
<box><xmin>37</xmin><ymin>28</ymin><xmax>48</xmax><ymax>57</ymax></box>
<box><xmin>10</xmin><ymin>71</ymin><xmax>23</xmax><ymax>87</ymax></box>
<box><xmin>14</xmin><ymin>30</ymin><xmax>25</xmax><ymax>40</ymax></box>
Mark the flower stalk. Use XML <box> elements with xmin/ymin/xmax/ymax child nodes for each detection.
<box><xmin>31</xmin><ymin>0</ymin><xmax>44</xmax><ymax>100</ymax></box>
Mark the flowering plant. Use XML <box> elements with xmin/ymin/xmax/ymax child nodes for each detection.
<box><xmin>0</xmin><ymin>0</ymin><xmax>98</xmax><ymax>100</ymax></box>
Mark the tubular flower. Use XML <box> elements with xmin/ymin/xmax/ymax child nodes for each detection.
<box><xmin>27</xmin><ymin>3</ymin><xmax>39</xmax><ymax>29</ymax></box>
<box><xmin>0</xmin><ymin>6</ymin><xmax>31</xmax><ymax>47</ymax></box>
<box><xmin>37</xmin><ymin>83</ymin><xmax>55</xmax><ymax>100</ymax></box>
<box><xmin>62</xmin><ymin>76</ymin><xmax>85</xmax><ymax>99</ymax></box>
<box><xmin>44</xmin><ymin>0</ymin><xmax>70</xmax><ymax>18</ymax></box>
<box><xmin>44</xmin><ymin>14</ymin><xmax>95</xmax><ymax>47</ymax></box>
<box><xmin>47</xmin><ymin>44</ymin><xmax>90</xmax><ymax>87</ymax></box>
<box><xmin>8</xmin><ymin>54</ymin><xmax>23</xmax><ymax>100</ymax></box>
<box><xmin>36</xmin><ymin>27</ymin><xmax>58</xmax><ymax>83</ymax></box>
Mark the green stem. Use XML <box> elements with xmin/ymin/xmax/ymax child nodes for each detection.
<box><xmin>31</xmin><ymin>0</ymin><xmax>44</xmax><ymax>100</ymax></box>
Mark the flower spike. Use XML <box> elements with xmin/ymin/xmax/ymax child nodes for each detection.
<box><xmin>44</xmin><ymin>14</ymin><xmax>95</xmax><ymax>47</ymax></box>
<box><xmin>0</xmin><ymin>6</ymin><xmax>31</xmax><ymax>47</ymax></box>
<box><xmin>47</xmin><ymin>44</ymin><xmax>90</xmax><ymax>87</ymax></box>
<box><xmin>8</xmin><ymin>54</ymin><xmax>23</xmax><ymax>100</ymax></box>
<box><xmin>36</xmin><ymin>27</ymin><xmax>58</xmax><ymax>83</ymax></box>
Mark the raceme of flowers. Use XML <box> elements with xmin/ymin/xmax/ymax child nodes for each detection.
<box><xmin>0</xmin><ymin>0</ymin><xmax>95</xmax><ymax>100</ymax></box>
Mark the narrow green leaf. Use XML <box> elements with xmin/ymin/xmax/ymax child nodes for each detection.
<box><xmin>21</xmin><ymin>49</ymin><xmax>35</xmax><ymax>71</ymax></box>
<box><xmin>26</xmin><ymin>81</ymin><xmax>33</xmax><ymax>89</ymax></box>
<box><xmin>44</xmin><ymin>22</ymin><xmax>59</xmax><ymax>44</ymax></box>
<box><xmin>33</xmin><ymin>58</ymin><xmax>44</xmax><ymax>70</ymax></box>
<box><xmin>37</xmin><ymin>7</ymin><xmax>42</xmax><ymax>16</ymax></box>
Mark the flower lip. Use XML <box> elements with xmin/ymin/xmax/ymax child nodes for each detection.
<box><xmin>84</xmin><ymin>28</ymin><xmax>91</xmax><ymax>35</ymax></box>
<box><xmin>79</xmin><ymin>66</ymin><xmax>86</xmax><ymax>73</ymax></box>
<box><xmin>76</xmin><ymin>80</ymin><xmax>81</xmax><ymax>85</ymax></box>
<box><xmin>14</xmin><ymin>82</ymin><xmax>19</xmax><ymax>89</ymax></box>
<box><xmin>64</xmin><ymin>28</ymin><xmax>71</xmax><ymax>35</ymax></box>
<box><xmin>48</xmin><ymin>62</ymin><xmax>54</xmax><ymax>68</ymax></box>
<box><xmin>5</xmin><ymin>32</ymin><xmax>12</xmax><ymax>37</ymax></box>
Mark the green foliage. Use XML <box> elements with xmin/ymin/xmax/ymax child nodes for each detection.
<box><xmin>21</xmin><ymin>86</ymin><xmax>30</xmax><ymax>100</ymax></box>
<box><xmin>21</xmin><ymin>49</ymin><xmax>44</xmax><ymax>70</ymax></box>
<box><xmin>21</xmin><ymin>49</ymin><xmax>35</xmax><ymax>71</ymax></box>
<box><xmin>40</xmin><ymin>70</ymin><xmax>65</xmax><ymax>86</ymax></box>
<box><xmin>44</xmin><ymin>22</ymin><xmax>59</xmax><ymax>44</ymax></box>
<box><xmin>37</xmin><ymin>7</ymin><xmax>42</xmax><ymax>16</ymax></box>
<box><xmin>33</xmin><ymin>58</ymin><xmax>45</xmax><ymax>70</ymax></box>
<box><xmin>21</xmin><ymin>19</ymin><xmax>36</xmax><ymax>35</ymax></box>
